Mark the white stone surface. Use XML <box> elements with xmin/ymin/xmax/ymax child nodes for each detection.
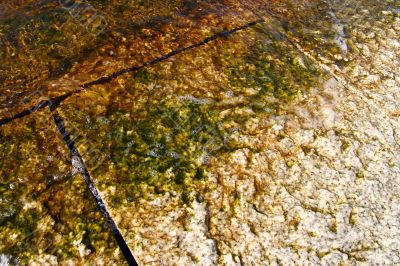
<box><xmin>121</xmin><ymin>5</ymin><xmax>400</xmax><ymax>265</ymax></box>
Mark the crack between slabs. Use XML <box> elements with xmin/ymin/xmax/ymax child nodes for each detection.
<box><xmin>0</xmin><ymin>19</ymin><xmax>263</xmax><ymax>127</ymax></box>
<box><xmin>51</xmin><ymin>106</ymin><xmax>138</xmax><ymax>266</ymax></box>
<box><xmin>0</xmin><ymin>18</ymin><xmax>265</xmax><ymax>265</ymax></box>
<box><xmin>0</xmin><ymin>92</ymin><xmax>75</xmax><ymax>126</ymax></box>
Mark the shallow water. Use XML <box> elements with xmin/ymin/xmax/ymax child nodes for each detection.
<box><xmin>0</xmin><ymin>0</ymin><xmax>398</xmax><ymax>264</ymax></box>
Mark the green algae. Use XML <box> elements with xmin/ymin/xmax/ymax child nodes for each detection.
<box><xmin>55</xmin><ymin>16</ymin><xmax>329</xmax><ymax>211</ymax></box>
<box><xmin>0</xmin><ymin>114</ymin><xmax>125</xmax><ymax>264</ymax></box>
<box><xmin>0</xmin><ymin>176</ymin><xmax>125</xmax><ymax>264</ymax></box>
<box><xmin>0</xmin><ymin>1</ymin><xmax>396</xmax><ymax>264</ymax></box>
<box><xmin>83</xmin><ymin>96</ymin><xmax>222</xmax><ymax>206</ymax></box>
<box><xmin>0</xmin><ymin>1</ymin><xmax>355</xmax><ymax>260</ymax></box>
<box><xmin>227</xmin><ymin>25</ymin><xmax>320</xmax><ymax>104</ymax></box>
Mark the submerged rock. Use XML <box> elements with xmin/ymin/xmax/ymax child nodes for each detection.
<box><xmin>0</xmin><ymin>0</ymin><xmax>399</xmax><ymax>264</ymax></box>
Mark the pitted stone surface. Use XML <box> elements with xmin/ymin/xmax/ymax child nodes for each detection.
<box><xmin>112</xmin><ymin>6</ymin><xmax>400</xmax><ymax>265</ymax></box>
<box><xmin>1</xmin><ymin>0</ymin><xmax>399</xmax><ymax>265</ymax></box>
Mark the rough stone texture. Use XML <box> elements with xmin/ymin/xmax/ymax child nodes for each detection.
<box><xmin>0</xmin><ymin>111</ymin><xmax>125</xmax><ymax>264</ymax></box>
<box><xmin>197</xmin><ymin>8</ymin><xmax>400</xmax><ymax>266</ymax></box>
<box><xmin>0</xmin><ymin>0</ymin><xmax>256</xmax><ymax>119</ymax></box>
<box><xmin>1</xmin><ymin>0</ymin><xmax>399</xmax><ymax>265</ymax></box>
<box><xmin>103</xmin><ymin>4</ymin><xmax>400</xmax><ymax>265</ymax></box>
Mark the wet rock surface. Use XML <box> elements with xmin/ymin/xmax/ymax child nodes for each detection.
<box><xmin>1</xmin><ymin>0</ymin><xmax>399</xmax><ymax>264</ymax></box>
<box><xmin>0</xmin><ymin>111</ymin><xmax>125</xmax><ymax>264</ymax></box>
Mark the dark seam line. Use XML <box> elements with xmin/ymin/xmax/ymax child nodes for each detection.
<box><xmin>51</xmin><ymin>107</ymin><xmax>138</xmax><ymax>266</ymax></box>
<box><xmin>0</xmin><ymin>16</ymin><xmax>264</xmax><ymax>265</ymax></box>
<box><xmin>0</xmin><ymin>19</ymin><xmax>263</xmax><ymax>127</ymax></box>
<box><xmin>0</xmin><ymin>106</ymin><xmax>41</xmax><ymax>126</ymax></box>
<box><xmin>82</xmin><ymin>19</ymin><xmax>263</xmax><ymax>88</ymax></box>
<box><xmin>0</xmin><ymin>92</ymin><xmax>76</xmax><ymax>126</ymax></box>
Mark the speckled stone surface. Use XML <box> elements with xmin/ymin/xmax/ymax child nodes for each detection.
<box><xmin>1</xmin><ymin>0</ymin><xmax>399</xmax><ymax>265</ymax></box>
<box><xmin>0</xmin><ymin>111</ymin><xmax>126</xmax><ymax>264</ymax></box>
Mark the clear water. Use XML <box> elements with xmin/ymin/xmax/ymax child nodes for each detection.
<box><xmin>0</xmin><ymin>0</ymin><xmax>397</xmax><ymax>264</ymax></box>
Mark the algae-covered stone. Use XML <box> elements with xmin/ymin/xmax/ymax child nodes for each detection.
<box><xmin>2</xmin><ymin>0</ymin><xmax>399</xmax><ymax>264</ymax></box>
<box><xmin>0</xmin><ymin>112</ymin><xmax>125</xmax><ymax>264</ymax></box>
<box><xmin>0</xmin><ymin>0</ymin><xmax>257</xmax><ymax>119</ymax></box>
<box><xmin>54</xmin><ymin>12</ymin><xmax>326</xmax><ymax>262</ymax></box>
